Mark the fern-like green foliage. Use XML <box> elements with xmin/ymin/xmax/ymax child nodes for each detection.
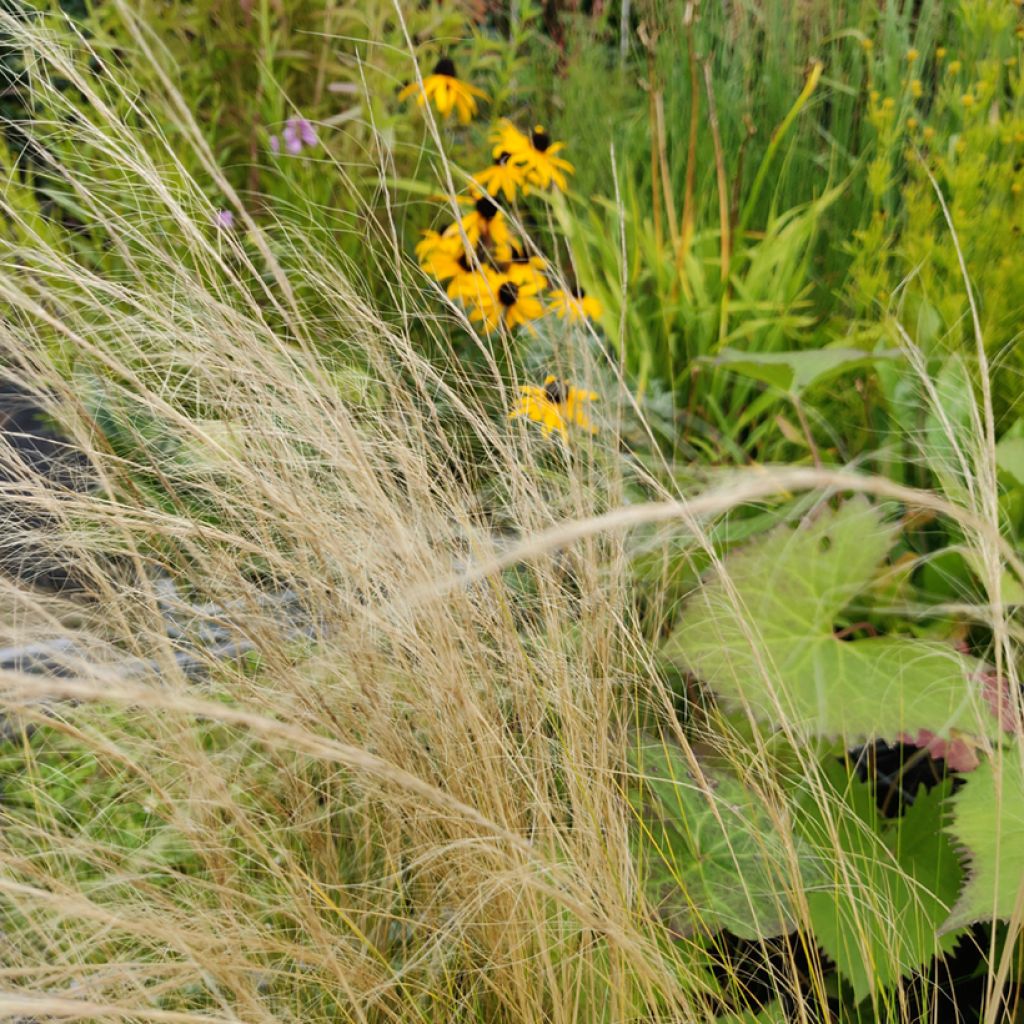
<box><xmin>795</xmin><ymin>763</ymin><xmax>962</xmax><ymax>1001</ymax></box>
<box><xmin>944</xmin><ymin>756</ymin><xmax>1024</xmax><ymax>932</ymax></box>
<box><xmin>631</xmin><ymin>742</ymin><xmax>822</xmax><ymax>942</ymax></box>
<box><xmin>662</xmin><ymin>498</ymin><xmax>999</xmax><ymax>744</ymax></box>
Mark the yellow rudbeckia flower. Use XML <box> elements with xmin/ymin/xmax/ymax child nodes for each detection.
<box><xmin>399</xmin><ymin>57</ymin><xmax>487</xmax><ymax>125</ymax></box>
<box><xmin>502</xmin><ymin>246</ymin><xmax>548</xmax><ymax>291</ymax></box>
<box><xmin>491</xmin><ymin>119</ymin><xmax>532</xmax><ymax>160</ymax></box>
<box><xmin>447</xmin><ymin>194</ymin><xmax>518</xmax><ymax>253</ymax></box>
<box><xmin>549</xmin><ymin>286</ymin><xmax>603</xmax><ymax>323</ymax></box>
<box><xmin>465</xmin><ymin>273</ymin><xmax>544</xmax><ymax>333</ymax></box>
<box><xmin>516</xmin><ymin>125</ymin><xmax>574</xmax><ymax>191</ymax></box>
<box><xmin>509</xmin><ymin>376</ymin><xmax>599</xmax><ymax>439</ymax></box>
<box><xmin>473</xmin><ymin>151</ymin><xmax>527</xmax><ymax>202</ymax></box>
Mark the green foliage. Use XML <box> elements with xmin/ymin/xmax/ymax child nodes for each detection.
<box><xmin>945</xmin><ymin>756</ymin><xmax>1024</xmax><ymax>932</ymax></box>
<box><xmin>710</xmin><ymin>347</ymin><xmax>902</xmax><ymax>395</ymax></box>
<box><xmin>795</xmin><ymin>763</ymin><xmax>963</xmax><ymax>1001</ymax></box>
<box><xmin>632</xmin><ymin>741</ymin><xmax>820</xmax><ymax>941</ymax></box>
<box><xmin>662</xmin><ymin>498</ymin><xmax>999</xmax><ymax>744</ymax></box>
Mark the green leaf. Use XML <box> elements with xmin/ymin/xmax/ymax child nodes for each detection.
<box><xmin>715</xmin><ymin>1002</ymin><xmax>789</xmax><ymax>1024</ymax></box>
<box><xmin>996</xmin><ymin>436</ymin><xmax>1024</xmax><ymax>486</ymax></box>
<box><xmin>710</xmin><ymin>347</ymin><xmax>901</xmax><ymax>393</ymax></box>
<box><xmin>923</xmin><ymin>356</ymin><xmax>976</xmax><ymax>491</ymax></box>
<box><xmin>796</xmin><ymin>764</ymin><xmax>962</xmax><ymax>1001</ymax></box>
<box><xmin>662</xmin><ymin>498</ymin><xmax>999</xmax><ymax>744</ymax></box>
<box><xmin>944</xmin><ymin>756</ymin><xmax>1024</xmax><ymax>932</ymax></box>
<box><xmin>632</xmin><ymin>741</ymin><xmax>821</xmax><ymax>941</ymax></box>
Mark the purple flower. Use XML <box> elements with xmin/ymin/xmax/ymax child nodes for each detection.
<box><xmin>215</xmin><ymin>209</ymin><xmax>235</xmax><ymax>229</ymax></box>
<box><xmin>282</xmin><ymin>116</ymin><xmax>318</xmax><ymax>154</ymax></box>
<box><xmin>268</xmin><ymin>134</ymin><xmax>280</xmax><ymax>154</ymax></box>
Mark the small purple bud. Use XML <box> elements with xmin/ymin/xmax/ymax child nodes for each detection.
<box><xmin>269</xmin><ymin>134</ymin><xmax>280</xmax><ymax>154</ymax></box>
<box><xmin>299</xmin><ymin>118</ymin><xmax>318</xmax><ymax>147</ymax></box>
<box><xmin>215</xmin><ymin>209</ymin><xmax>235</xmax><ymax>229</ymax></box>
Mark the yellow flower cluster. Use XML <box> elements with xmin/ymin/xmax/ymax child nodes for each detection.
<box><xmin>403</xmin><ymin>49</ymin><xmax>601</xmax><ymax>440</ymax></box>
<box><xmin>479</xmin><ymin>121</ymin><xmax>575</xmax><ymax>196</ymax></box>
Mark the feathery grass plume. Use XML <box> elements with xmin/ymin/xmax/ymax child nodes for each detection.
<box><xmin>0</xmin><ymin>10</ymin><xmax>702</xmax><ymax>1023</ymax></box>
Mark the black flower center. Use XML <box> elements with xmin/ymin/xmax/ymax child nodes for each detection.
<box><xmin>433</xmin><ymin>57</ymin><xmax>456</xmax><ymax>78</ymax></box>
<box><xmin>475</xmin><ymin>195</ymin><xmax>499</xmax><ymax>220</ymax></box>
<box><xmin>543</xmin><ymin>380</ymin><xmax>568</xmax><ymax>404</ymax></box>
<box><xmin>531</xmin><ymin>127</ymin><xmax>551</xmax><ymax>152</ymax></box>
<box><xmin>509</xmin><ymin>246</ymin><xmax>529</xmax><ymax>265</ymax></box>
<box><xmin>498</xmin><ymin>281</ymin><xmax>519</xmax><ymax>307</ymax></box>
<box><xmin>457</xmin><ymin>253</ymin><xmax>472</xmax><ymax>272</ymax></box>
<box><xmin>570</xmin><ymin>284</ymin><xmax>586</xmax><ymax>298</ymax></box>
<box><xmin>496</xmin><ymin>151</ymin><xmax>512</xmax><ymax>166</ymax></box>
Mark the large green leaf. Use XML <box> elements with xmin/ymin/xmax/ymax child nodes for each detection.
<box><xmin>944</xmin><ymin>756</ymin><xmax>1024</xmax><ymax>931</ymax></box>
<box><xmin>996</xmin><ymin>436</ymin><xmax>1024</xmax><ymax>486</ymax></box>
<box><xmin>662</xmin><ymin>498</ymin><xmax>999</xmax><ymax>744</ymax></box>
<box><xmin>710</xmin><ymin>347</ymin><xmax>901</xmax><ymax>393</ymax></box>
<box><xmin>632</xmin><ymin>742</ymin><xmax>821</xmax><ymax>941</ymax></box>
<box><xmin>796</xmin><ymin>764</ymin><xmax>962</xmax><ymax>1001</ymax></box>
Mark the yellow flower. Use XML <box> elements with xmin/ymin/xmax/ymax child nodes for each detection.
<box><xmin>906</xmin><ymin>48</ymin><xmax>920</xmax><ymax>62</ymax></box>
<box><xmin>923</xmin><ymin>125</ymin><xmax>936</xmax><ymax>141</ymax></box>
<box><xmin>961</xmin><ymin>93</ymin><xmax>975</xmax><ymax>108</ymax></box>
<box><xmin>448</xmin><ymin>194</ymin><xmax>518</xmax><ymax>253</ymax></box>
<box><xmin>422</xmin><ymin>246</ymin><xmax>468</xmax><ymax>283</ymax></box>
<box><xmin>415</xmin><ymin>227</ymin><xmax>460</xmax><ymax>263</ymax></box>
<box><xmin>935</xmin><ymin>47</ymin><xmax>947</xmax><ymax>59</ymax></box>
<box><xmin>910</xmin><ymin>78</ymin><xmax>923</xmax><ymax>98</ymax></box>
<box><xmin>512</xmin><ymin>125</ymin><xmax>575</xmax><ymax>191</ymax></box>
<box><xmin>509</xmin><ymin>376</ymin><xmax>598</xmax><ymax>439</ymax></box>
<box><xmin>907</xmin><ymin>116</ymin><xmax>919</xmax><ymax>130</ymax></box>
<box><xmin>860</xmin><ymin>38</ymin><xmax>874</xmax><ymax>52</ymax></box>
<box><xmin>501</xmin><ymin>245</ymin><xmax>548</xmax><ymax>290</ymax></box>
<box><xmin>948</xmin><ymin>60</ymin><xmax>962</xmax><ymax>74</ymax></box>
<box><xmin>466</xmin><ymin>272</ymin><xmax>543</xmax><ymax>333</ymax></box>
<box><xmin>398</xmin><ymin>57</ymin><xmax>487</xmax><ymax>125</ymax></box>
<box><xmin>473</xmin><ymin>152</ymin><xmax>527</xmax><ymax>202</ymax></box>
<box><xmin>491</xmin><ymin>119</ymin><xmax>532</xmax><ymax>160</ymax></box>
<box><xmin>549</xmin><ymin>287</ymin><xmax>603</xmax><ymax>323</ymax></box>
<box><xmin>447</xmin><ymin>262</ymin><xmax>496</xmax><ymax>303</ymax></box>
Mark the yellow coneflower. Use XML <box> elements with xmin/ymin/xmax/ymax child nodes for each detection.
<box><xmin>491</xmin><ymin>119</ymin><xmax>532</xmax><ymax>160</ymax></box>
<box><xmin>473</xmin><ymin>152</ymin><xmax>526</xmax><ymax>203</ymax></box>
<box><xmin>502</xmin><ymin>245</ymin><xmax>548</xmax><ymax>291</ymax></box>
<box><xmin>446</xmin><ymin>258</ymin><xmax>494</xmax><ymax>303</ymax></box>
<box><xmin>466</xmin><ymin>273</ymin><xmax>543</xmax><ymax>333</ymax></box>
<box><xmin>398</xmin><ymin>57</ymin><xmax>486</xmax><ymax>125</ymax></box>
<box><xmin>906</xmin><ymin>47</ymin><xmax>920</xmax><ymax>62</ymax></box>
<box><xmin>509</xmin><ymin>376</ymin><xmax>598</xmax><ymax>439</ymax></box>
<box><xmin>415</xmin><ymin>227</ymin><xmax>459</xmax><ymax>264</ymax></box>
<box><xmin>513</xmin><ymin>125</ymin><xmax>574</xmax><ymax>191</ymax></box>
<box><xmin>448</xmin><ymin>193</ymin><xmax>518</xmax><ymax>253</ymax></box>
<box><xmin>549</xmin><ymin>286</ymin><xmax>603</xmax><ymax>323</ymax></box>
<box><xmin>421</xmin><ymin>245</ymin><xmax>467</xmax><ymax>283</ymax></box>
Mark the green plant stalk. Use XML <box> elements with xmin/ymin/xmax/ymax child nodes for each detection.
<box><xmin>739</xmin><ymin>59</ymin><xmax>824</xmax><ymax>235</ymax></box>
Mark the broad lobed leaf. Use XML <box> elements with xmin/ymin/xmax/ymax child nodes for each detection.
<box><xmin>662</xmin><ymin>498</ymin><xmax>1000</xmax><ymax>744</ymax></box>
